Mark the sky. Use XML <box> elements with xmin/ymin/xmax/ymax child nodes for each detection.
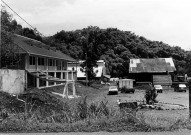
<box><xmin>2</xmin><ymin>0</ymin><xmax>191</xmax><ymax>50</ymax></box>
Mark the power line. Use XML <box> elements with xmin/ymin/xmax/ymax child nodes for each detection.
<box><xmin>1</xmin><ymin>0</ymin><xmax>45</xmax><ymax>37</ymax></box>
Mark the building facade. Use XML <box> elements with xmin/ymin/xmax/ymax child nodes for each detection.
<box><xmin>9</xmin><ymin>34</ymin><xmax>76</xmax><ymax>90</ymax></box>
<box><xmin>67</xmin><ymin>60</ymin><xmax>106</xmax><ymax>80</ymax></box>
<box><xmin>129</xmin><ymin>58</ymin><xmax>176</xmax><ymax>88</ymax></box>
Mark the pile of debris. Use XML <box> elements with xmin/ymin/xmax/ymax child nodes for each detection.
<box><xmin>117</xmin><ymin>99</ymin><xmax>187</xmax><ymax>112</ymax></box>
<box><xmin>139</xmin><ymin>103</ymin><xmax>188</xmax><ymax>110</ymax></box>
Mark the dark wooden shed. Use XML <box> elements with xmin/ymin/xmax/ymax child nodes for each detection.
<box><xmin>129</xmin><ymin>58</ymin><xmax>176</xmax><ymax>89</ymax></box>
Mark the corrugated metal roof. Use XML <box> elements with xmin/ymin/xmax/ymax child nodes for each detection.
<box><xmin>129</xmin><ymin>58</ymin><xmax>176</xmax><ymax>73</ymax></box>
<box><xmin>13</xmin><ymin>35</ymin><xmax>76</xmax><ymax>62</ymax></box>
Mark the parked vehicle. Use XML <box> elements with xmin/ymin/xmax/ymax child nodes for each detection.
<box><xmin>174</xmin><ymin>84</ymin><xmax>187</xmax><ymax>92</ymax></box>
<box><xmin>118</xmin><ymin>79</ymin><xmax>135</xmax><ymax>93</ymax></box>
<box><xmin>154</xmin><ymin>85</ymin><xmax>163</xmax><ymax>93</ymax></box>
<box><xmin>108</xmin><ymin>86</ymin><xmax>118</xmax><ymax>95</ymax></box>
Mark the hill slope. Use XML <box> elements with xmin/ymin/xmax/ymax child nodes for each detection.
<box><xmin>43</xmin><ymin>26</ymin><xmax>191</xmax><ymax>77</ymax></box>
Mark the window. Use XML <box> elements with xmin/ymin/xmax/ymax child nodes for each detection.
<box><xmin>29</xmin><ymin>56</ymin><xmax>36</xmax><ymax>65</ymax></box>
<box><xmin>53</xmin><ymin>60</ymin><xmax>55</xmax><ymax>66</ymax></box>
<box><xmin>38</xmin><ymin>57</ymin><xmax>45</xmax><ymax>66</ymax></box>
<box><xmin>56</xmin><ymin>60</ymin><xmax>59</xmax><ymax>66</ymax></box>
<box><xmin>48</xmin><ymin>59</ymin><xmax>52</xmax><ymax>66</ymax></box>
<box><xmin>56</xmin><ymin>60</ymin><xmax>61</xmax><ymax>70</ymax></box>
<box><xmin>62</xmin><ymin>61</ymin><xmax>66</xmax><ymax>70</ymax></box>
<box><xmin>48</xmin><ymin>59</ymin><xmax>54</xmax><ymax>66</ymax></box>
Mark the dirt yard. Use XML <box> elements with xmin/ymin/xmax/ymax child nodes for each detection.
<box><xmin>90</xmin><ymin>87</ymin><xmax>189</xmax><ymax>107</ymax></box>
<box><xmin>85</xmin><ymin>86</ymin><xmax>189</xmax><ymax>120</ymax></box>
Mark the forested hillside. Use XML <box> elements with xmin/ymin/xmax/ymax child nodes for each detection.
<box><xmin>1</xmin><ymin>8</ymin><xmax>191</xmax><ymax>77</ymax></box>
<box><xmin>43</xmin><ymin>26</ymin><xmax>191</xmax><ymax>77</ymax></box>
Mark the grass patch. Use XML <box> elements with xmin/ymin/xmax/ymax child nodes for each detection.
<box><xmin>136</xmin><ymin>110</ymin><xmax>191</xmax><ymax>131</ymax></box>
<box><xmin>0</xmin><ymin>112</ymin><xmax>150</xmax><ymax>132</ymax></box>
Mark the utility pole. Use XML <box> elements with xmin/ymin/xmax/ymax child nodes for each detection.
<box><xmin>189</xmin><ymin>79</ymin><xmax>191</xmax><ymax>118</ymax></box>
<box><xmin>85</xmin><ymin>34</ymin><xmax>89</xmax><ymax>86</ymax></box>
<box><xmin>81</xmin><ymin>36</ymin><xmax>88</xmax><ymax>86</ymax></box>
<box><xmin>86</xmin><ymin>52</ymin><xmax>88</xmax><ymax>86</ymax></box>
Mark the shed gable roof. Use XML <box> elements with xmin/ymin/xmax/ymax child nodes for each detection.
<box><xmin>13</xmin><ymin>34</ymin><xmax>76</xmax><ymax>62</ymax></box>
<box><xmin>129</xmin><ymin>58</ymin><xmax>176</xmax><ymax>73</ymax></box>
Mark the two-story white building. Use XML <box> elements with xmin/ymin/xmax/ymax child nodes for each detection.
<box><xmin>67</xmin><ymin>60</ymin><xmax>106</xmax><ymax>80</ymax></box>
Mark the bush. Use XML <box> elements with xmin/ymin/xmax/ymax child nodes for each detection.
<box><xmin>0</xmin><ymin>109</ymin><xmax>9</xmax><ymax>120</ymax></box>
<box><xmin>0</xmin><ymin>91</ymin><xmax>25</xmax><ymax>113</ymax></box>
<box><xmin>144</xmin><ymin>86</ymin><xmax>158</xmax><ymax>104</ymax></box>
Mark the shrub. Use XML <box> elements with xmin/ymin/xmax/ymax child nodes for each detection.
<box><xmin>75</xmin><ymin>97</ymin><xmax>110</xmax><ymax>120</ymax></box>
<box><xmin>0</xmin><ymin>91</ymin><xmax>25</xmax><ymax>113</ymax></box>
<box><xmin>0</xmin><ymin>109</ymin><xmax>9</xmax><ymax>120</ymax></box>
<box><xmin>144</xmin><ymin>85</ymin><xmax>158</xmax><ymax>104</ymax></box>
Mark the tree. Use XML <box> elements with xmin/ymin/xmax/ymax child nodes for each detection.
<box><xmin>80</xmin><ymin>27</ymin><xmax>101</xmax><ymax>82</ymax></box>
<box><xmin>1</xmin><ymin>8</ymin><xmax>20</xmax><ymax>68</ymax></box>
<box><xmin>185</xmin><ymin>52</ymin><xmax>191</xmax><ymax>76</ymax></box>
<box><xmin>22</xmin><ymin>28</ymin><xmax>42</xmax><ymax>41</ymax></box>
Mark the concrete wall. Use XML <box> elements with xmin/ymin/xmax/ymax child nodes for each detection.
<box><xmin>0</xmin><ymin>69</ymin><xmax>25</xmax><ymax>94</ymax></box>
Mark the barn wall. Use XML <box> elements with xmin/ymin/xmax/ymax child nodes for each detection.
<box><xmin>129</xmin><ymin>72</ymin><xmax>170</xmax><ymax>82</ymax></box>
<box><xmin>0</xmin><ymin>69</ymin><xmax>25</xmax><ymax>94</ymax></box>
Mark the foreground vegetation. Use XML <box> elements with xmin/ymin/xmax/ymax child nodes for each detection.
<box><xmin>0</xmin><ymin>85</ymin><xmax>191</xmax><ymax>133</ymax></box>
<box><xmin>0</xmin><ymin>89</ymin><xmax>148</xmax><ymax>132</ymax></box>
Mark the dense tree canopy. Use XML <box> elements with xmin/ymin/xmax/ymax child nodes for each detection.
<box><xmin>1</xmin><ymin>7</ymin><xmax>42</xmax><ymax>41</ymax></box>
<box><xmin>1</xmin><ymin>7</ymin><xmax>20</xmax><ymax>68</ymax></box>
<box><xmin>1</xmin><ymin>7</ymin><xmax>42</xmax><ymax>68</ymax></box>
<box><xmin>44</xmin><ymin>27</ymin><xmax>190</xmax><ymax>77</ymax></box>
